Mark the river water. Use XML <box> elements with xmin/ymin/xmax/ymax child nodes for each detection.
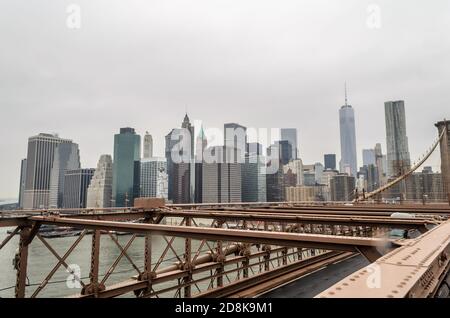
<box><xmin>0</xmin><ymin>225</ymin><xmax>208</xmax><ymax>298</ymax></box>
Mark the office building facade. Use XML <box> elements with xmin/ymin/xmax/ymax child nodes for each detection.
<box><xmin>375</xmin><ymin>143</ymin><xmax>387</xmax><ymax>186</ymax></box>
<box><xmin>49</xmin><ymin>142</ymin><xmax>81</xmax><ymax>208</ymax></box>
<box><xmin>166</xmin><ymin>114</ymin><xmax>195</xmax><ymax>203</ymax></box>
<box><xmin>242</xmin><ymin>153</ymin><xmax>266</xmax><ymax>202</ymax></box>
<box><xmin>330</xmin><ymin>174</ymin><xmax>356</xmax><ymax>201</ymax></box>
<box><xmin>143</xmin><ymin>132</ymin><xmax>153</xmax><ymax>159</ymax></box>
<box><xmin>112</xmin><ymin>128</ymin><xmax>141</xmax><ymax>207</ymax></box>
<box><xmin>280</xmin><ymin>128</ymin><xmax>298</xmax><ymax>160</ymax></box>
<box><xmin>324</xmin><ymin>154</ymin><xmax>336</xmax><ymax>170</ymax></box>
<box><xmin>339</xmin><ymin>103</ymin><xmax>357</xmax><ymax>177</ymax></box>
<box><xmin>385</xmin><ymin>101</ymin><xmax>411</xmax><ymax>177</ymax></box>
<box><xmin>18</xmin><ymin>159</ymin><xmax>27</xmax><ymax>209</ymax></box>
<box><xmin>63</xmin><ymin>168</ymin><xmax>95</xmax><ymax>209</ymax></box>
<box><xmin>286</xmin><ymin>186</ymin><xmax>327</xmax><ymax>202</ymax></box>
<box><xmin>202</xmin><ymin>146</ymin><xmax>242</xmax><ymax>203</ymax></box>
<box><xmin>362</xmin><ymin>149</ymin><xmax>376</xmax><ymax>167</ymax></box>
<box><xmin>86</xmin><ymin>154</ymin><xmax>113</xmax><ymax>208</ymax></box>
<box><xmin>140</xmin><ymin>157</ymin><xmax>168</xmax><ymax>199</ymax></box>
<box><xmin>283</xmin><ymin>159</ymin><xmax>304</xmax><ymax>186</ymax></box>
<box><xmin>23</xmin><ymin>133</ymin><xmax>73</xmax><ymax>209</ymax></box>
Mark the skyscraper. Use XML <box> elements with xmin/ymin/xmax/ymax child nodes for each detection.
<box><xmin>224</xmin><ymin>123</ymin><xmax>247</xmax><ymax>163</ymax></box>
<box><xmin>220</xmin><ymin>152</ymin><xmax>242</xmax><ymax>203</ymax></box>
<box><xmin>202</xmin><ymin>153</ymin><xmax>220</xmax><ymax>203</ymax></box>
<box><xmin>49</xmin><ymin>142</ymin><xmax>81</xmax><ymax>208</ymax></box>
<box><xmin>358</xmin><ymin>164</ymin><xmax>379</xmax><ymax>192</ymax></box>
<box><xmin>330</xmin><ymin>174</ymin><xmax>356</xmax><ymax>201</ymax></box>
<box><xmin>143</xmin><ymin>132</ymin><xmax>153</xmax><ymax>159</ymax></box>
<box><xmin>63</xmin><ymin>168</ymin><xmax>95</xmax><ymax>209</ymax></box>
<box><xmin>242</xmin><ymin>152</ymin><xmax>267</xmax><ymax>202</ymax></box>
<box><xmin>374</xmin><ymin>143</ymin><xmax>387</xmax><ymax>186</ymax></box>
<box><xmin>266</xmin><ymin>168</ymin><xmax>284</xmax><ymax>202</ymax></box>
<box><xmin>112</xmin><ymin>128</ymin><xmax>141</xmax><ymax>207</ymax></box>
<box><xmin>195</xmin><ymin>126</ymin><xmax>207</xmax><ymax>203</ymax></box>
<box><xmin>283</xmin><ymin>159</ymin><xmax>304</xmax><ymax>186</ymax></box>
<box><xmin>385</xmin><ymin>101</ymin><xmax>411</xmax><ymax>177</ymax></box>
<box><xmin>278</xmin><ymin>140</ymin><xmax>293</xmax><ymax>165</ymax></box>
<box><xmin>183</xmin><ymin>114</ymin><xmax>196</xmax><ymax>203</ymax></box>
<box><xmin>268</xmin><ymin>141</ymin><xmax>292</xmax><ymax>166</ymax></box>
<box><xmin>247</xmin><ymin>142</ymin><xmax>263</xmax><ymax>156</ymax></box>
<box><xmin>202</xmin><ymin>146</ymin><xmax>242</xmax><ymax>203</ymax></box>
<box><xmin>140</xmin><ymin>157</ymin><xmax>168</xmax><ymax>199</ymax></box>
<box><xmin>86</xmin><ymin>154</ymin><xmax>113</xmax><ymax>208</ymax></box>
<box><xmin>280</xmin><ymin>128</ymin><xmax>298</xmax><ymax>160</ymax></box>
<box><xmin>324</xmin><ymin>154</ymin><xmax>336</xmax><ymax>170</ymax></box>
<box><xmin>23</xmin><ymin>133</ymin><xmax>73</xmax><ymax>209</ymax></box>
<box><xmin>339</xmin><ymin>88</ymin><xmax>357</xmax><ymax>177</ymax></box>
<box><xmin>266</xmin><ymin>142</ymin><xmax>285</xmax><ymax>202</ymax></box>
<box><xmin>314</xmin><ymin>162</ymin><xmax>324</xmax><ymax>184</ymax></box>
<box><xmin>165</xmin><ymin>129</ymin><xmax>177</xmax><ymax>202</ymax></box>
<box><xmin>165</xmin><ymin>114</ymin><xmax>195</xmax><ymax>203</ymax></box>
<box><xmin>362</xmin><ymin>149</ymin><xmax>376</xmax><ymax>167</ymax></box>
<box><xmin>18</xmin><ymin>159</ymin><xmax>27</xmax><ymax>209</ymax></box>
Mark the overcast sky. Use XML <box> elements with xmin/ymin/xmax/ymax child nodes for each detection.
<box><xmin>1</xmin><ymin>0</ymin><xmax>449</xmax><ymax>199</ymax></box>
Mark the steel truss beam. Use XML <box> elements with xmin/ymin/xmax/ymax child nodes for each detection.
<box><xmin>28</xmin><ymin>216</ymin><xmax>393</xmax><ymax>253</ymax></box>
<box><xmin>316</xmin><ymin>220</ymin><xmax>450</xmax><ymax>298</ymax></box>
<box><xmin>76</xmin><ymin>246</ymin><xmax>326</xmax><ymax>298</ymax></box>
<box><xmin>3</xmin><ymin>202</ymin><xmax>448</xmax><ymax>298</ymax></box>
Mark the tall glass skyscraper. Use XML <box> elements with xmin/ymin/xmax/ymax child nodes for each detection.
<box><xmin>362</xmin><ymin>149</ymin><xmax>376</xmax><ymax>167</ymax></box>
<box><xmin>324</xmin><ymin>154</ymin><xmax>336</xmax><ymax>170</ymax></box>
<box><xmin>242</xmin><ymin>153</ymin><xmax>266</xmax><ymax>203</ymax></box>
<box><xmin>385</xmin><ymin>101</ymin><xmax>411</xmax><ymax>177</ymax></box>
<box><xmin>280</xmin><ymin>128</ymin><xmax>298</xmax><ymax>160</ymax></box>
<box><xmin>339</xmin><ymin>102</ymin><xmax>357</xmax><ymax>177</ymax></box>
<box><xmin>112</xmin><ymin>127</ymin><xmax>141</xmax><ymax>207</ymax></box>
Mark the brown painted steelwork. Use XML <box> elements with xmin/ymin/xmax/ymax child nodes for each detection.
<box><xmin>317</xmin><ymin>220</ymin><xmax>450</xmax><ymax>298</ymax></box>
<box><xmin>1</xmin><ymin>201</ymin><xmax>449</xmax><ymax>298</ymax></box>
<box><xmin>28</xmin><ymin>216</ymin><xmax>392</xmax><ymax>252</ymax></box>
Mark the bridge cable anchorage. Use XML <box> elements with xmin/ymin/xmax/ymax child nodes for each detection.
<box><xmin>354</xmin><ymin>127</ymin><xmax>447</xmax><ymax>203</ymax></box>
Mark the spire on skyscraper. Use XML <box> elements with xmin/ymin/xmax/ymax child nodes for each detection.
<box><xmin>182</xmin><ymin>113</ymin><xmax>192</xmax><ymax>129</ymax></box>
<box><xmin>198</xmin><ymin>124</ymin><xmax>206</xmax><ymax>139</ymax></box>
<box><xmin>344</xmin><ymin>82</ymin><xmax>348</xmax><ymax>106</ymax></box>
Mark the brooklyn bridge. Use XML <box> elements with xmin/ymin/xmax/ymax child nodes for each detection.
<box><xmin>0</xmin><ymin>120</ymin><xmax>449</xmax><ymax>298</ymax></box>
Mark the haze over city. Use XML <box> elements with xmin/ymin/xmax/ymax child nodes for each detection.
<box><xmin>1</xmin><ymin>0</ymin><xmax>450</xmax><ymax>199</ymax></box>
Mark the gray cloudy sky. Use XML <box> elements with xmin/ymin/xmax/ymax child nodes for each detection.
<box><xmin>1</xmin><ymin>0</ymin><xmax>450</xmax><ymax>199</ymax></box>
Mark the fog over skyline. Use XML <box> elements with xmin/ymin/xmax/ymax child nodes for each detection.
<box><xmin>1</xmin><ymin>0</ymin><xmax>450</xmax><ymax>199</ymax></box>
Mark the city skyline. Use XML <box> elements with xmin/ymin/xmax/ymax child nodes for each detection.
<box><xmin>1</xmin><ymin>0</ymin><xmax>450</xmax><ymax>199</ymax></box>
<box><xmin>2</xmin><ymin>106</ymin><xmax>446</xmax><ymax>201</ymax></box>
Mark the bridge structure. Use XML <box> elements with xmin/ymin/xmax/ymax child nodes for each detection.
<box><xmin>0</xmin><ymin>121</ymin><xmax>449</xmax><ymax>298</ymax></box>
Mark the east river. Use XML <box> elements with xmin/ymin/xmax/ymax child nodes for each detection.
<box><xmin>0</xmin><ymin>224</ymin><xmax>210</xmax><ymax>298</ymax></box>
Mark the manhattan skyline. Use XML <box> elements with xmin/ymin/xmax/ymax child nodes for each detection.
<box><xmin>1</xmin><ymin>0</ymin><xmax>449</xmax><ymax>199</ymax></box>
